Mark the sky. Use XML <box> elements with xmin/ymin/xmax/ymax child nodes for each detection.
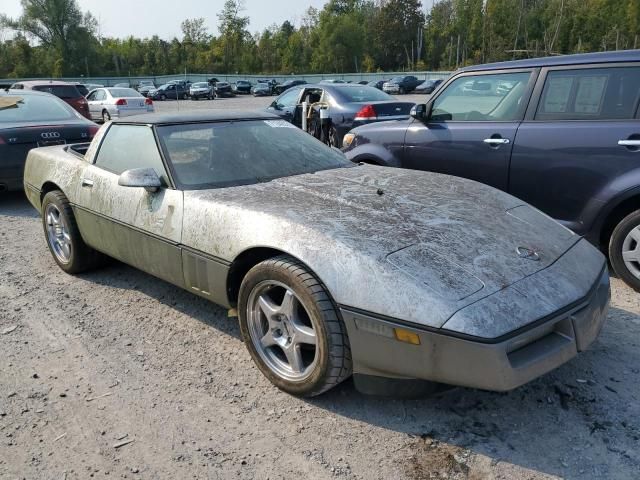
<box><xmin>1</xmin><ymin>0</ymin><xmax>330</xmax><ymax>39</ymax></box>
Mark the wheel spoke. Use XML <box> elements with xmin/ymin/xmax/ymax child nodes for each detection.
<box><xmin>260</xmin><ymin>331</ymin><xmax>277</xmax><ymax>348</ymax></box>
<box><xmin>278</xmin><ymin>290</ymin><xmax>296</xmax><ymax>318</ymax></box>
<box><xmin>258</xmin><ymin>294</ymin><xmax>279</xmax><ymax>319</ymax></box>
<box><xmin>623</xmin><ymin>249</ymin><xmax>640</xmax><ymax>262</ymax></box>
<box><xmin>284</xmin><ymin>344</ymin><xmax>304</xmax><ymax>373</ymax></box>
<box><xmin>292</xmin><ymin>323</ymin><xmax>316</xmax><ymax>345</ymax></box>
<box><xmin>59</xmin><ymin>240</ymin><xmax>71</xmax><ymax>259</ymax></box>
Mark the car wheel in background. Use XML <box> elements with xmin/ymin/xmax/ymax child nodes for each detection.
<box><xmin>399</xmin><ymin>87</ymin><xmax>406</xmax><ymax>94</ymax></box>
<box><xmin>208</xmin><ymin>94</ymin><xmax>213</xmax><ymax>100</ymax></box>
<box><xmin>102</xmin><ymin>110</ymin><xmax>111</xmax><ymax>123</ymax></box>
<box><xmin>41</xmin><ymin>191</ymin><xmax>106</xmax><ymax>274</ymax></box>
<box><xmin>182</xmin><ymin>93</ymin><xmax>188</xmax><ymax>100</ymax></box>
<box><xmin>609</xmin><ymin>210</ymin><xmax>640</xmax><ymax>292</ymax></box>
<box><xmin>160</xmin><ymin>94</ymin><xmax>167</xmax><ymax>101</ymax></box>
<box><xmin>238</xmin><ymin>255</ymin><xmax>352</xmax><ymax>397</ymax></box>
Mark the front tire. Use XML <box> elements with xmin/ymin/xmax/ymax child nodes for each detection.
<box><xmin>102</xmin><ymin>110</ymin><xmax>111</xmax><ymax>123</ymax></box>
<box><xmin>42</xmin><ymin>191</ymin><xmax>105</xmax><ymax>274</ymax></box>
<box><xmin>238</xmin><ymin>255</ymin><xmax>352</xmax><ymax>397</ymax></box>
<box><xmin>609</xmin><ymin>210</ymin><xmax>640</xmax><ymax>292</ymax></box>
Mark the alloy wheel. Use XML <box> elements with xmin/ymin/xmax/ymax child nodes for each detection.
<box><xmin>622</xmin><ymin>226</ymin><xmax>640</xmax><ymax>279</ymax></box>
<box><xmin>45</xmin><ymin>203</ymin><xmax>72</xmax><ymax>264</ymax></box>
<box><xmin>246</xmin><ymin>280</ymin><xmax>318</xmax><ymax>381</ymax></box>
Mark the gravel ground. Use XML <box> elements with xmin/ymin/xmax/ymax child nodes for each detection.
<box><xmin>1</xmin><ymin>94</ymin><xmax>639</xmax><ymax>479</ymax></box>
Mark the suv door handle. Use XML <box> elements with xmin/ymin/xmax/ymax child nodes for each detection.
<box><xmin>81</xmin><ymin>178</ymin><xmax>94</xmax><ymax>188</ymax></box>
<box><xmin>483</xmin><ymin>138</ymin><xmax>510</xmax><ymax>145</ymax></box>
<box><xmin>618</xmin><ymin>140</ymin><xmax>640</xmax><ymax>147</ymax></box>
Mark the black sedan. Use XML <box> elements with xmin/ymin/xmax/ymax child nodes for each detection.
<box><xmin>273</xmin><ymin>80</ymin><xmax>307</xmax><ymax>95</ymax></box>
<box><xmin>0</xmin><ymin>89</ymin><xmax>97</xmax><ymax>192</ymax></box>
<box><xmin>233</xmin><ymin>80</ymin><xmax>252</xmax><ymax>94</ymax></box>
<box><xmin>266</xmin><ymin>83</ymin><xmax>415</xmax><ymax>148</ymax></box>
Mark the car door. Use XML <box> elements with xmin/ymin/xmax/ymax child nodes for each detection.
<box><xmin>86</xmin><ymin>89</ymin><xmax>103</xmax><ymax>120</ymax></box>
<box><xmin>75</xmin><ymin>124</ymin><xmax>185</xmax><ymax>286</ymax></box>
<box><xmin>267</xmin><ymin>87</ymin><xmax>303</xmax><ymax>123</ymax></box>
<box><xmin>510</xmin><ymin>64</ymin><xmax>640</xmax><ymax>235</ymax></box>
<box><xmin>403</xmin><ymin>70</ymin><xmax>536</xmax><ymax>191</ymax></box>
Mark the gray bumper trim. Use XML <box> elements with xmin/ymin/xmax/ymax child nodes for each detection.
<box><xmin>340</xmin><ymin>268</ymin><xmax>610</xmax><ymax>392</ymax></box>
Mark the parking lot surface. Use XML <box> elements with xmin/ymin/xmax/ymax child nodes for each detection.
<box><xmin>1</xmin><ymin>94</ymin><xmax>639</xmax><ymax>479</ymax></box>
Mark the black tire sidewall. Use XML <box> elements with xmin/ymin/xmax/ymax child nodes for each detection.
<box><xmin>238</xmin><ymin>261</ymin><xmax>333</xmax><ymax>396</ymax></box>
<box><xmin>609</xmin><ymin>210</ymin><xmax>640</xmax><ymax>292</ymax></box>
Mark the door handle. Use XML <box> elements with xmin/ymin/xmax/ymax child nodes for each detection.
<box><xmin>81</xmin><ymin>178</ymin><xmax>94</xmax><ymax>188</ymax></box>
<box><xmin>483</xmin><ymin>138</ymin><xmax>510</xmax><ymax>145</ymax></box>
<box><xmin>618</xmin><ymin>140</ymin><xmax>640</xmax><ymax>147</ymax></box>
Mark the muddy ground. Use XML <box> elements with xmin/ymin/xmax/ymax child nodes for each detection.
<box><xmin>1</xmin><ymin>95</ymin><xmax>640</xmax><ymax>479</ymax></box>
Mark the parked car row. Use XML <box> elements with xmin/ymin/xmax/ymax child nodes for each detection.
<box><xmin>4</xmin><ymin>50</ymin><xmax>638</xmax><ymax>401</ymax></box>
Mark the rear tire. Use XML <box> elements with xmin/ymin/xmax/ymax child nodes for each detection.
<box><xmin>42</xmin><ymin>191</ymin><xmax>106</xmax><ymax>274</ymax></box>
<box><xmin>238</xmin><ymin>255</ymin><xmax>352</xmax><ymax>397</ymax></box>
<box><xmin>609</xmin><ymin>210</ymin><xmax>640</xmax><ymax>292</ymax></box>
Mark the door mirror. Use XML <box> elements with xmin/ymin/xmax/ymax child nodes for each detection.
<box><xmin>410</xmin><ymin>104</ymin><xmax>428</xmax><ymax>121</ymax></box>
<box><xmin>270</xmin><ymin>100</ymin><xmax>281</xmax><ymax>110</ymax></box>
<box><xmin>118</xmin><ymin>167</ymin><xmax>162</xmax><ymax>193</ymax></box>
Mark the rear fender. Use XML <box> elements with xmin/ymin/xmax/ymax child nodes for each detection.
<box><xmin>345</xmin><ymin>143</ymin><xmax>402</xmax><ymax>167</ymax></box>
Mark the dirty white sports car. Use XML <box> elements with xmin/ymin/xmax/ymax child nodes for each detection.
<box><xmin>23</xmin><ymin>111</ymin><xmax>610</xmax><ymax>397</ymax></box>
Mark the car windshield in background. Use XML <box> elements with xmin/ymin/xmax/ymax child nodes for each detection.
<box><xmin>390</xmin><ymin>77</ymin><xmax>404</xmax><ymax>83</ymax></box>
<box><xmin>107</xmin><ymin>88</ymin><xmax>142</xmax><ymax>97</ymax></box>
<box><xmin>32</xmin><ymin>85</ymin><xmax>81</xmax><ymax>99</ymax></box>
<box><xmin>333</xmin><ymin>86</ymin><xmax>393</xmax><ymax>102</ymax></box>
<box><xmin>192</xmin><ymin>82</ymin><xmax>208</xmax><ymax>88</ymax></box>
<box><xmin>157</xmin><ymin>120</ymin><xmax>351</xmax><ymax>189</ymax></box>
<box><xmin>0</xmin><ymin>95</ymin><xmax>77</xmax><ymax>122</ymax></box>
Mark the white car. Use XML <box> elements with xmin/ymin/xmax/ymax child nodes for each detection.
<box><xmin>85</xmin><ymin>87</ymin><xmax>154</xmax><ymax>123</ymax></box>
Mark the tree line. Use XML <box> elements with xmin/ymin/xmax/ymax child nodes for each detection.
<box><xmin>0</xmin><ymin>0</ymin><xmax>638</xmax><ymax>79</ymax></box>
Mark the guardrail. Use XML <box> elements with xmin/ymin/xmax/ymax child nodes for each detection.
<box><xmin>1</xmin><ymin>71</ymin><xmax>453</xmax><ymax>88</ymax></box>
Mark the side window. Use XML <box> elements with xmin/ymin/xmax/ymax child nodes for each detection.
<box><xmin>95</xmin><ymin>125</ymin><xmax>168</xmax><ymax>185</ymax></box>
<box><xmin>277</xmin><ymin>88</ymin><xmax>300</xmax><ymax>108</ymax></box>
<box><xmin>86</xmin><ymin>91</ymin><xmax>96</xmax><ymax>101</ymax></box>
<box><xmin>431</xmin><ymin>71</ymin><xmax>532</xmax><ymax>122</ymax></box>
<box><xmin>536</xmin><ymin>67</ymin><xmax>640</xmax><ymax>120</ymax></box>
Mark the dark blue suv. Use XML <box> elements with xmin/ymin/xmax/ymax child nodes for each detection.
<box><xmin>342</xmin><ymin>50</ymin><xmax>640</xmax><ymax>291</ymax></box>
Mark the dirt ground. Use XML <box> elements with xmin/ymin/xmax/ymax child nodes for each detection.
<box><xmin>1</xmin><ymin>95</ymin><xmax>640</xmax><ymax>479</ymax></box>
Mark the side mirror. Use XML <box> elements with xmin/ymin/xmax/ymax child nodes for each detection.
<box><xmin>270</xmin><ymin>100</ymin><xmax>281</xmax><ymax>110</ymax></box>
<box><xmin>118</xmin><ymin>167</ymin><xmax>162</xmax><ymax>193</ymax></box>
<box><xmin>410</xmin><ymin>104</ymin><xmax>428</xmax><ymax>121</ymax></box>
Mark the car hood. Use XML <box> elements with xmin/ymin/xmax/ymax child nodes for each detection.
<box><xmin>182</xmin><ymin>165</ymin><xmax>588</xmax><ymax>329</ymax></box>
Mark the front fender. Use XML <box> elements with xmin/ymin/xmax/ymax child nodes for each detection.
<box><xmin>344</xmin><ymin>142</ymin><xmax>403</xmax><ymax>167</ymax></box>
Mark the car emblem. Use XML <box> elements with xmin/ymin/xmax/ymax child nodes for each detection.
<box><xmin>516</xmin><ymin>246</ymin><xmax>541</xmax><ymax>261</ymax></box>
<box><xmin>41</xmin><ymin>132</ymin><xmax>60</xmax><ymax>139</ymax></box>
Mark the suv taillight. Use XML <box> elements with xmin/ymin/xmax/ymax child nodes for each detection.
<box><xmin>115</xmin><ymin>99</ymin><xmax>127</xmax><ymax>106</ymax></box>
<box><xmin>354</xmin><ymin>105</ymin><xmax>377</xmax><ymax>120</ymax></box>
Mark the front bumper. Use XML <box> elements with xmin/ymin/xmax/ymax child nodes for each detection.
<box><xmin>383</xmin><ymin>85</ymin><xmax>400</xmax><ymax>94</ymax></box>
<box><xmin>341</xmin><ymin>267</ymin><xmax>610</xmax><ymax>393</ymax></box>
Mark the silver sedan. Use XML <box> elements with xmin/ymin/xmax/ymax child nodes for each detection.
<box><xmin>86</xmin><ymin>87</ymin><xmax>154</xmax><ymax>123</ymax></box>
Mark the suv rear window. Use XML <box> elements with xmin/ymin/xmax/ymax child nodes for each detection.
<box><xmin>536</xmin><ymin>67</ymin><xmax>640</xmax><ymax>120</ymax></box>
<box><xmin>32</xmin><ymin>85</ymin><xmax>81</xmax><ymax>99</ymax></box>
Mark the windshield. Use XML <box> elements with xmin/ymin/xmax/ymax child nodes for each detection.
<box><xmin>0</xmin><ymin>94</ymin><xmax>78</xmax><ymax>122</ymax></box>
<box><xmin>333</xmin><ymin>86</ymin><xmax>393</xmax><ymax>102</ymax></box>
<box><xmin>108</xmin><ymin>88</ymin><xmax>141</xmax><ymax>98</ymax></box>
<box><xmin>32</xmin><ymin>85</ymin><xmax>81</xmax><ymax>99</ymax></box>
<box><xmin>157</xmin><ymin>120</ymin><xmax>351</xmax><ymax>189</ymax></box>
<box><xmin>192</xmin><ymin>82</ymin><xmax>208</xmax><ymax>88</ymax></box>
<box><xmin>390</xmin><ymin>77</ymin><xmax>404</xmax><ymax>83</ymax></box>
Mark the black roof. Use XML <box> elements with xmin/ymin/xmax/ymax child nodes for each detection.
<box><xmin>113</xmin><ymin>109</ymin><xmax>279</xmax><ymax>125</ymax></box>
<box><xmin>460</xmin><ymin>49</ymin><xmax>640</xmax><ymax>72</ymax></box>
